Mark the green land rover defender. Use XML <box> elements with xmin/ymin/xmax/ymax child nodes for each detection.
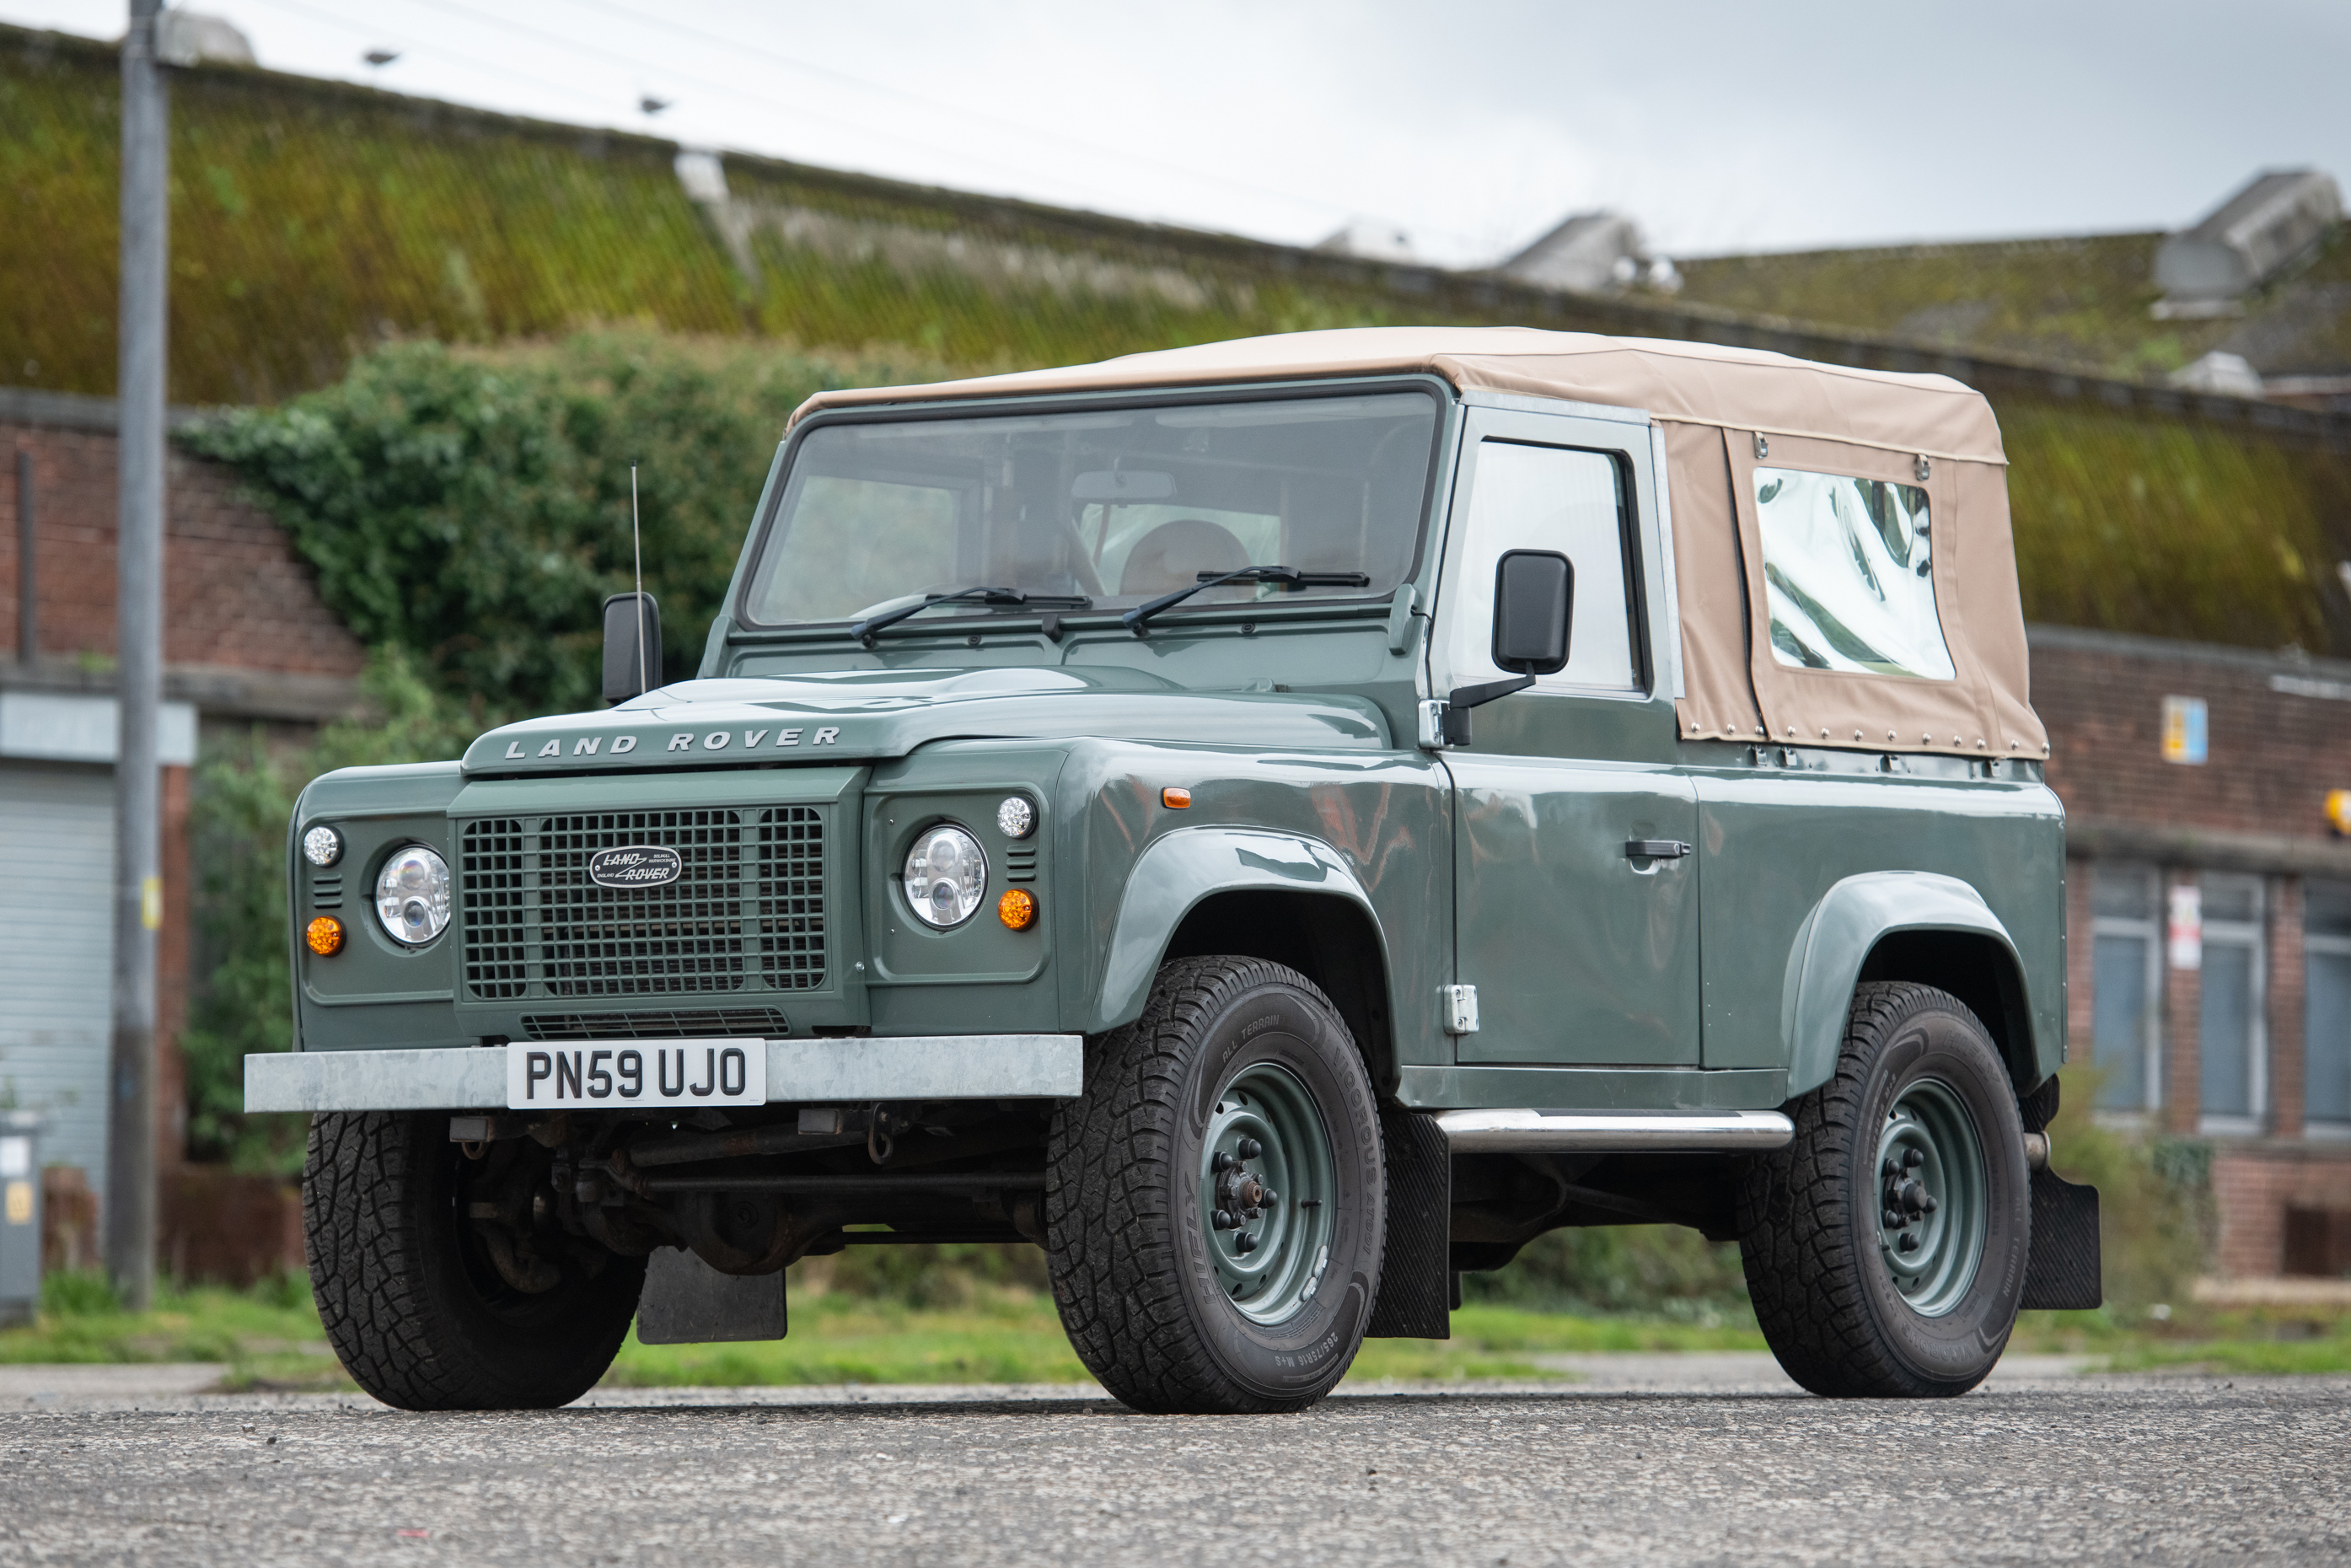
<box><xmin>252</xmin><ymin>326</ymin><xmax>2099</xmax><ymax>1413</ymax></box>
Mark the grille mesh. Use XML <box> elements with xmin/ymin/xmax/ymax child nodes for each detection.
<box><xmin>521</xmin><ymin>1007</ymin><xmax>789</xmax><ymax>1041</ymax></box>
<box><xmin>756</xmin><ymin>807</ymin><xmax>826</xmax><ymax>988</ymax></box>
<box><xmin>459</xmin><ymin>808</ymin><xmax>827</xmax><ymax>1001</ymax></box>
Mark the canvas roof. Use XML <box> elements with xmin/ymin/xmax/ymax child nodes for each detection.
<box><xmin>791</xmin><ymin>326</ymin><xmax>2010</xmax><ymax>464</ymax></box>
<box><xmin>792</xmin><ymin>327</ymin><xmax>2045</xmax><ymax>759</ymax></box>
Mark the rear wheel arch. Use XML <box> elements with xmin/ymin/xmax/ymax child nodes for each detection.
<box><xmin>1858</xmin><ymin>929</ymin><xmax>2037</xmax><ymax>1097</ymax></box>
<box><xmin>1783</xmin><ymin>872</ymin><xmax>2045</xmax><ymax>1103</ymax></box>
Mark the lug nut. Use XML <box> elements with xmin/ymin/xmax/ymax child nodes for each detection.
<box><xmin>1237</xmin><ymin>1137</ymin><xmax>1262</xmax><ymax>1160</ymax></box>
<box><xmin>1212</xmin><ymin>1209</ymin><xmax>1235</xmax><ymax>1231</ymax></box>
<box><xmin>1235</xmin><ymin>1232</ymin><xmax>1259</xmax><ymax>1254</ymax></box>
<box><xmin>1921</xmin><ymin>1194</ymin><xmax>1939</xmax><ymax>1214</ymax></box>
<box><xmin>1897</xmin><ymin>1232</ymin><xmax>1920</xmax><ymax>1253</ymax></box>
<box><xmin>1903</xmin><ymin>1147</ymin><xmax>1925</xmax><ymax>1170</ymax></box>
<box><xmin>1884</xmin><ymin>1207</ymin><xmax>1907</xmax><ymax>1228</ymax></box>
<box><xmin>1212</xmin><ymin>1151</ymin><xmax>1235</xmax><ymax>1173</ymax></box>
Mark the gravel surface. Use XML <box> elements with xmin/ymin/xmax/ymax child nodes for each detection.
<box><xmin>3</xmin><ymin>1366</ymin><xmax>2346</xmax><ymax>1565</ymax></box>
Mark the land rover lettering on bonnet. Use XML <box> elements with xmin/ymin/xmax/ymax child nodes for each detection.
<box><xmin>586</xmin><ymin>845</ymin><xmax>684</xmax><ymax>889</ymax></box>
<box><xmin>255</xmin><ymin>326</ymin><xmax>2095</xmax><ymax>1418</ymax></box>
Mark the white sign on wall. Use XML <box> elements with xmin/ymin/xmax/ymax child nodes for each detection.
<box><xmin>2167</xmin><ymin>883</ymin><xmax>2203</xmax><ymax>971</ymax></box>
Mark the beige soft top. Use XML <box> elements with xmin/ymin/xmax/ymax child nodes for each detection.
<box><xmin>792</xmin><ymin>328</ymin><xmax>2043</xmax><ymax>758</ymax></box>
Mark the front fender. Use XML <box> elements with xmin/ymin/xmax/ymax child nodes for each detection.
<box><xmin>1091</xmin><ymin>827</ymin><xmax>1383</xmax><ymax>1034</ymax></box>
<box><xmin>1781</xmin><ymin>871</ymin><xmax>2025</xmax><ymax>1098</ymax></box>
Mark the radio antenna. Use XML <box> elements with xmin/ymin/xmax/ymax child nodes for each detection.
<box><xmin>630</xmin><ymin>463</ymin><xmax>648</xmax><ymax>698</ymax></box>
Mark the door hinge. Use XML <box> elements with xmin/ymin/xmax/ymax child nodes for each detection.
<box><xmin>1441</xmin><ymin>984</ymin><xmax>1480</xmax><ymax>1034</ymax></box>
<box><xmin>1417</xmin><ymin>699</ymin><xmax>1449</xmax><ymax>751</ymax></box>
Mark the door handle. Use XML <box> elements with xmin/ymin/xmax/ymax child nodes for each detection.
<box><xmin>1624</xmin><ymin>840</ymin><xmax>1691</xmax><ymax>861</ymax></box>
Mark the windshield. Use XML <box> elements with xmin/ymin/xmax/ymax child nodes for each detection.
<box><xmin>742</xmin><ymin>389</ymin><xmax>1440</xmax><ymax>627</ymax></box>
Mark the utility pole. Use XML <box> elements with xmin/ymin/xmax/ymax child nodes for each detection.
<box><xmin>106</xmin><ymin>0</ymin><xmax>166</xmax><ymax>1310</ymax></box>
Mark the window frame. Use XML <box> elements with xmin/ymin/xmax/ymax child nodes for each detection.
<box><xmin>2198</xmin><ymin>871</ymin><xmax>2268</xmax><ymax>1135</ymax></box>
<box><xmin>2090</xmin><ymin>862</ymin><xmax>2164</xmax><ymax>1120</ymax></box>
<box><xmin>1430</xmin><ymin>402</ymin><xmax>1659</xmax><ymax>706</ymax></box>
<box><xmin>732</xmin><ymin>377</ymin><xmax>1453</xmax><ymax>636</ymax></box>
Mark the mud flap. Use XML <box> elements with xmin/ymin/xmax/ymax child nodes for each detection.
<box><xmin>636</xmin><ymin>1246</ymin><xmax>788</xmax><ymax>1344</ymax></box>
<box><xmin>1366</xmin><ymin>1107</ymin><xmax>1452</xmax><ymax>1339</ymax></box>
<box><xmin>2021</xmin><ymin>1167</ymin><xmax>2101</xmax><ymax>1311</ymax></box>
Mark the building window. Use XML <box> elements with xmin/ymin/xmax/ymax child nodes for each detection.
<box><xmin>2091</xmin><ymin>863</ymin><xmax>2161</xmax><ymax>1113</ymax></box>
<box><xmin>2199</xmin><ymin>872</ymin><xmax>2267</xmax><ymax>1130</ymax></box>
<box><xmin>2309</xmin><ymin>879</ymin><xmax>2351</xmax><ymax>1133</ymax></box>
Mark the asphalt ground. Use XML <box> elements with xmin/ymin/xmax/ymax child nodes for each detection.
<box><xmin>3</xmin><ymin>1358</ymin><xmax>2346</xmax><ymax>1566</ymax></box>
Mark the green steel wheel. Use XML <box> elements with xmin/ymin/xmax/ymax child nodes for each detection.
<box><xmin>1876</xmin><ymin>1077</ymin><xmax>1989</xmax><ymax>1317</ymax></box>
<box><xmin>1738</xmin><ymin>981</ymin><xmax>2030</xmax><ymax>1399</ymax></box>
<box><xmin>1199</xmin><ymin>1062</ymin><xmax>1340</xmax><ymax>1325</ymax></box>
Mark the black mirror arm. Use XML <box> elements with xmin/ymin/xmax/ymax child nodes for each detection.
<box><xmin>1438</xmin><ymin>673</ymin><xmax>1535</xmax><ymax>747</ymax></box>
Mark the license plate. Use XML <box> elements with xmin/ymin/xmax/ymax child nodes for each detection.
<box><xmin>506</xmin><ymin>1039</ymin><xmax>767</xmax><ymax>1109</ymax></box>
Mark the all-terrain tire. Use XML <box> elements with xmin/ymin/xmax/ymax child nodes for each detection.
<box><xmin>1738</xmin><ymin>982</ymin><xmax>2031</xmax><ymax>1398</ymax></box>
<box><xmin>1045</xmin><ymin>956</ymin><xmax>1385</xmax><ymax>1414</ymax></box>
<box><xmin>304</xmin><ymin>1110</ymin><xmax>644</xmax><ymax>1410</ymax></box>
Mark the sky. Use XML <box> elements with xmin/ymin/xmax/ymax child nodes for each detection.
<box><xmin>8</xmin><ymin>0</ymin><xmax>2349</xmax><ymax>267</ymax></box>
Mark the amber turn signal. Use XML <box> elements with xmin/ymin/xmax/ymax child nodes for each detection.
<box><xmin>997</xmin><ymin>889</ymin><xmax>1039</xmax><ymax>931</ymax></box>
<box><xmin>1161</xmin><ymin>787</ymin><xmax>1191</xmax><ymax>808</ymax></box>
<box><xmin>305</xmin><ymin>916</ymin><xmax>346</xmax><ymax>956</ymax></box>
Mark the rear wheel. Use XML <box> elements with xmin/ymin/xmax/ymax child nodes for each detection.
<box><xmin>1045</xmin><ymin>956</ymin><xmax>1384</xmax><ymax>1414</ymax></box>
<box><xmin>303</xmin><ymin>1110</ymin><xmax>643</xmax><ymax>1410</ymax></box>
<box><xmin>1737</xmin><ymin>982</ymin><xmax>2030</xmax><ymax>1398</ymax></box>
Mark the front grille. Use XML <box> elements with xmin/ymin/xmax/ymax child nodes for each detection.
<box><xmin>459</xmin><ymin>808</ymin><xmax>827</xmax><ymax>1002</ymax></box>
<box><xmin>521</xmin><ymin>1007</ymin><xmax>790</xmax><ymax>1041</ymax></box>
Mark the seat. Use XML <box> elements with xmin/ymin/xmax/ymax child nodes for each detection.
<box><xmin>1117</xmin><ymin>518</ymin><xmax>1252</xmax><ymax>597</ymax></box>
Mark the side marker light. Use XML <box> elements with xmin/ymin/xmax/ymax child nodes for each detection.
<box><xmin>1162</xmin><ymin>787</ymin><xmax>1191</xmax><ymax>808</ymax></box>
<box><xmin>997</xmin><ymin>889</ymin><xmax>1039</xmax><ymax>931</ymax></box>
<box><xmin>306</xmin><ymin>916</ymin><xmax>346</xmax><ymax>956</ymax></box>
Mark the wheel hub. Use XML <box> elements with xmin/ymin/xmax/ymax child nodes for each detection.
<box><xmin>1199</xmin><ymin>1063</ymin><xmax>1337</xmax><ymax>1324</ymax></box>
<box><xmin>1874</xmin><ymin>1076</ymin><xmax>1989</xmax><ymax>1317</ymax></box>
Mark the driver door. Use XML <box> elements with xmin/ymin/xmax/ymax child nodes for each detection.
<box><xmin>1434</xmin><ymin>404</ymin><xmax>1700</xmax><ymax>1066</ymax></box>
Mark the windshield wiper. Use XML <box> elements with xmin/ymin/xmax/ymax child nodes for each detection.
<box><xmin>850</xmin><ymin>586</ymin><xmax>1091</xmax><ymax>648</ymax></box>
<box><xmin>1120</xmin><ymin>566</ymin><xmax>1371</xmax><ymax>636</ymax></box>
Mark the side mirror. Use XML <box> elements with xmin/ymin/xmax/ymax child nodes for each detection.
<box><xmin>602</xmin><ymin>592</ymin><xmax>663</xmax><ymax>703</ymax></box>
<box><xmin>1441</xmin><ymin>550</ymin><xmax>1573</xmax><ymax>746</ymax></box>
<box><xmin>1492</xmin><ymin>549</ymin><xmax>1573</xmax><ymax>675</ymax></box>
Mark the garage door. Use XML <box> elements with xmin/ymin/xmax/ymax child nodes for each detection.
<box><xmin>0</xmin><ymin>763</ymin><xmax>115</xmax><ymax>1203</ymax></box>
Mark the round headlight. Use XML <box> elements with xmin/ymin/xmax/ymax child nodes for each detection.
<box><xmin>302</xmin><ymin>824</ymin><xmax>343</xmax><ymax>867</ymax></box>
<box><xmin>375</xmin><ymin>846</ymin><xmax>452</xmax><ymax>946</ymax></box>
<box><xmin>996</xmin><ymin>796</ymin><xmax>1036</xmax><ymax>840</ymax></box>
<box><xmin>903</xmin><ymin>824</ymin><xmax>987</xmax><ymax>929</ymax></box>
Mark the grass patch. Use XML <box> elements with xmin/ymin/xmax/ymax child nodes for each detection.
<box><xmin>604</xmin><ymin>1290</ymin><xmax>1092</xmax><ymax>1388</ymax></box>
<box><xmin>0</xmin><ymin>1270</ymin><xmax>350</xmax><ymax>1390</ymax></box>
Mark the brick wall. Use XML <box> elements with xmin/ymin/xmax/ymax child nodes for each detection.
<box><xmin>2213</xmin><ymin>1146</ymin><xmax>2351</xmax><ymax>1278</ymax></box>
<box><xmin>2271</xmin><ymin>877</ymin><xmax>2307</xmax><ymax>1140</ymax></box>
<box><xmin>2164</xmin><ymin>867</ymin><xmax>2203</xmax><ymax>1134</ymax></box>
<box><xmin>2032</xmin><ymin>627</ymin><xmax>2351</xmax><ymax>845</ymax></box>
<box><xmin>3</xmin><ymin>415</ymin><xmax>364</xmax><ymax>677</ymax></box>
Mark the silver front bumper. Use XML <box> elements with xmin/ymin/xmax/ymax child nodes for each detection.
<box><xmin>245</xmin><ymin>1035</ymin><xmax>1084</xmax><ymax>1114</ymax></box>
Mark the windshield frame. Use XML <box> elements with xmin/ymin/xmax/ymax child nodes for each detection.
<box><xmin>732</xmin><ymin>375</ymin><xmax>1455</xmax><ymax>636</ymax></box>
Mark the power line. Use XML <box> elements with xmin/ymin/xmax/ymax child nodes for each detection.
<box><xmin>366</xmin><ymin>0</ymin><xmax>1193</xmax><ymax>220</ymax></box>
<box><xmin>557</xmin><ymin>0</ymin><xmax>1446</xmax><ymax>237</ymax></box>
<box><xmin>238</xmin><ymin>0</ymin><xmax>628</xmax><ymax>117</ymax></box>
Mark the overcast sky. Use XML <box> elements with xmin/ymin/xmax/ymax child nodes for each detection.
<box><xmin>11</xmin><ymin>0</ymin><xmax>2348</xmax><ymax>266</ymax></box>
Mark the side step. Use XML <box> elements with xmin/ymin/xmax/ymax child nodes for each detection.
<box><xmin>1434</xmin><ymin>1109</ymin><xmax>1796</xmax><ymax>1153</ymax></box>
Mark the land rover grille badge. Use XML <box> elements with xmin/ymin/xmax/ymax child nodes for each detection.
<box><xmin>587</xmin><ymin>845</ymin><xmax>684</xmax><ymax>889</ymax></box>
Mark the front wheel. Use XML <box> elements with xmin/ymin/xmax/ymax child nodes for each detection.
<box><xmin>1737</xmin><ymin>982</ymin><xmax>2030</xmax><ymax>1398</ymax></box>
<box><xmin>304</xmin><ymin>1111</ymin><xmax>644</xmax><ymax>1410</ymax></box>
<box><xmin>1044</xmin><ymin>956</ymin><xmax>1385</xmax><ymax>1414</ymax></box>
